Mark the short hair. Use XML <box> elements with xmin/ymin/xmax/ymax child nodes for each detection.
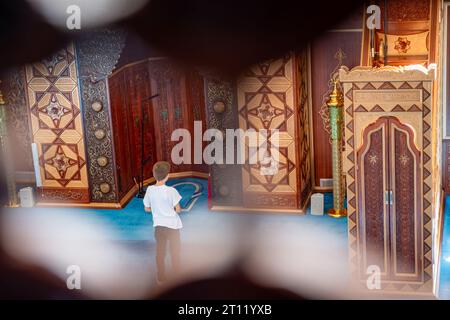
<box><xmin>153</xmin><ymin>161</ymin><xmax>170</xmax><ymax>181</ymax></box>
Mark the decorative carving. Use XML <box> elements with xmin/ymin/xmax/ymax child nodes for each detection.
<box><xmin>91</xmin><ymin>101</ymin><xmax>103</xmax><ymax>112</ymax></box>
<box><xmin>394</xmin><ymin>37</ymin><xmax>411</xmax><ymax>53</ymax></box>
<box><xmin>94</xmin><ymin>129</ymin><xmax>106</xmax><ymax>140</ymax></box>
<box><xmin>204</xmin><ymin>77</ymin><xmax>242</xmax><ymax>206</ymax></box>
<box><xmin>96</xmin><ymin>156</ymin><xmax>108</xmax><ymax>167</ymax></box>
<box><xmin>296</xmin><ymin>50</ymin><xmax>312</xmax><ymax>207</ymax></box>
<box><xmin>393</xmin><ymin>126</ymin><xmax>418</xmax><ymax>274</ymax></box>
<box><xmin>341</xmin><ymin>65</ymin><xmax>434</xmax><ymax>292</ymax></box>
<box><xmin>45</xmin><ymin>95</ymin><xmax>68</xmax><ymax>121</ymax></box>
<box><xmin>319</xmin><ymin>48</ymin><xmax>346</xmax><ymax>140</ymax></box>
<box><xmin>2</xmin><ymin>67</ymin><xmax>33</xmax><ymax>171</ymax></box>
<box><xmin>378</xmin><ymin>0</ymin><xmax>430</xmax><ymax>22</ymax></box>
<box><xmin>238</xmin><ymin>53</ymin><xmax>298</xmax><ymax>209</ymax></box>
<box><xmin>40</xmin><ymin>188</ymin><xmax>90</xmax><ymax>203</ymax></box>
<box><xmin>99</xmin><ymin>182</ymin><xmax>111</xmax><ymax>194</ymax></box>
<box><xmin>359</xmin><ymin>125</ymin><xmax>387</xmax><ymax>272</ymax></box>
<box><xmin>75</xmin><ymin>28</ymin><xmax>126</xmax><ymax>202</ymax></box>
<box><xmin>213</xmin><ymin>100</ymin><xmax>226</xmax><ymax>114</ymax></box>
<box><xmin>25</xmin><ymin>43</ymin><xmax>89</xmax><ymax>199</ymax></box>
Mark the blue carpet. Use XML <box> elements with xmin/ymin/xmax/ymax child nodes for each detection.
<box><xmin>9</xmin><ymin>182</ymin><xmax>450</xmax><ymax>297</ymax></box>
<box><xmin>5</xmin><ymin>178</ymin><xmax>346</xmax><ymax>241</ymax></box>
<box><xmin>2</xmin><ymin>178</ymin><xmax>349</xmax><ymax>296</ymax></box>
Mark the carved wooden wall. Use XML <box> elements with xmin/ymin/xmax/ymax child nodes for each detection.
<box><xmin>24</xmin><ymin>43</ymin><xmax>90</xmax><ymax>203</ymax></box>
<box><xmin>76</xmin><ymin>28</ymin><xmax>126</xmax><ymax>202</ymax></box>
<box><xmin>362</xmin><ymin>0</ymin><xmax>439</xmax><ymax>66</ymax></box>
<box><xmin>109</xmin><ymin>58</ymin><xmax>208</xmax><ymax>201</ymax></box>
<box><xmin>310</xmin><ymin>8</ymin><xmax>364</xmax><ymax>188</ymax></box>
<box><xmin>204</xmin><ymin>77</ymin><xmax>243</xmax><ymax>207</ymax></box>
<box><xmin>2</xmin><ymin>67</ymin><xmax>34</xmax><ymax>178</ymax></box>
<box><xmin>340</xmin><ymin>66</ymin><xmax>437</xmax><ymax>294</ymax></box>
<box><xmin>237</xmin><ymin>52</ymin><xmax>312</xmax><ymax>210</ymax></box>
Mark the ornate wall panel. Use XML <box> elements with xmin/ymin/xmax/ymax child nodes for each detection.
<box><xmin>237</xmin><ymin>53</ymin><xmax>301</xmax><ymax>209</ymax></box>
<box><xmin>296</xmin><ymin>50</ymin><xmax>313</xmax><ymax>208</ymax></box>
<box><xmin>75</xmin><ymin>28</ymin><xmax>126</xmax><ymax>202</ymax></box>
<box><xmin>362</xmin><ymin>0</ymin><xmax>438</xmax><ymax>66</ymax></box>
<box><xmin>311</xmin><ymin>28</ymin><xmax>363</xmax><ymax>187</ymax></box>
<box><xmin>109</xmin><ymin>61</ymin><xmax>156</xmax><ymax>199</ymax></box>
<box><xmin>357</xmin><ymin>120</ymin><xmax>389</xmax><ymax>277</ymax></box>
<box><xmin>2</xmin><ymin>67</ymin><xmax>33</xmax><ymax>174</ymax></box>
<box><xmin>204</xmin><ymin>77</ymin><xmax>243</xmax><ymax>207</ymax></box>
<box><xmin>340</xmin><ymin>66</ymin><xmax>436</xmax><ymax>294</ymax></box>
<box><xmin>108</xmin><ymin>58</ymin><xmax>208</xmax><ymax>202</ymax></box>
<box><xmin>25</xmin><ymin>43</ymin><xmax>89</xmax><ymax>203</ymax></box>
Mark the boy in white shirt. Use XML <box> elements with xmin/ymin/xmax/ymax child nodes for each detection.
<box><xmin>143</xmin><ymin>161</ymin><xmax>182</xmax><ymax>284</ymax></box>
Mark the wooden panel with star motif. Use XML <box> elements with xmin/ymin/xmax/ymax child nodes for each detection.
<box><xmin>237</xmin><ymin>53</ymin><xmax>301</xmax><ymax>209</ymax></box>
<box><xmin>25</xmin><ymin>43</ymin><xmax>89</xmax><ymax>203</ymax></box>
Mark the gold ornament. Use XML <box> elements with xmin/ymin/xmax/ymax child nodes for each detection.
<box><xmin>91</xmin><ymin>101</ymin><xmax>103</xmax><ymax>112</ymax></box>
<box><xmin>96</xmin><ymin>156</ymin><xmax>108</xmax><ymax>167</ymax></box>
<box><xmin>94</xmin><ymin>129</ymin><xmax>106</xmax><ymax>140</ymax></box>
<box><xmin>327</xmin><ymin>79</ymin><xmax>347</xmax><ymax>218</ymax></box>
<box><xmin>99</xmin><ymin>182</ymin><xmax>111</xmax><ymax>194</ymax></box>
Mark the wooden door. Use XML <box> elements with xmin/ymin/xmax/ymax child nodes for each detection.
<box><xmin>357</xmin><ymin>116</ymin><xmax>422</xmax><ymax>282</ymax></box>
<box><xmin>109</xmin><ymin>71</ymin><xmax>135</xmax><ymax>199</ymax></box>
<box><xmin>388</xmin><ymin>118</ymin><xmax>422</xmax><ymax>282</ymax></box>
<box><xmin>357</xmin><ymin>117</ymin><xmax>391</xmax><ymax>279</ymax></box>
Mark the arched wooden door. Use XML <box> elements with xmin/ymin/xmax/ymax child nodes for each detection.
<box><xmin>357</xmin><ymin>116</ymin><xmax>422</xmax><ymax>282</ymax></box>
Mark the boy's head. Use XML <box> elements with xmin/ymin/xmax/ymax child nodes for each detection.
<box><xmin>153</xmin><ymin>161</ymin><xmax>170</xmax><ymax>182</ymax></box>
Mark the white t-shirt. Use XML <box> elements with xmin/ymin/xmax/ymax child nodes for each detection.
<box><xmin>143</xmin><ymin>184</ymin><xmax>183</xmax><ymax>229</ymax></box>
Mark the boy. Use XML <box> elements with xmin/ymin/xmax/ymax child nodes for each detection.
<box><xmin>143</xmin><ymin>161</ymin><xmax>182</xmax><ymax>284</ymax></box>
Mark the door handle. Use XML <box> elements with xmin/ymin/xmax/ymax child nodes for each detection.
<box><xmin>385</xmin><ymin>190</ymin><xmax>393</xmax><ymax>205</ymax></box>
<box><xmin>384</xmin><ymin>190</ymin><xmax>394</xmax><ymax>205</ymax></box>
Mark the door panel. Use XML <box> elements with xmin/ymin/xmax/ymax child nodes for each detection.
<box><xmin>389</xmin><ymin>119</ymin><xmax>422</xmax><ymax>282</ymax></box>
<box><xmin>357</xmin><ymin>116</ymin><xmax>422</xmax><ymax>283</ymax></box>
<box><xmin>357</xmin><ymin>117</ymin><xmax>390</xmax><ymax>278</ymax></box>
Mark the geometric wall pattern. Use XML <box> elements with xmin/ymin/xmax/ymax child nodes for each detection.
<box><xmin>340</xmin><ymin>66</ymin><xmax>436</xmax><ymax>295</ymax></box>
<box><xmin>25</xmin><ymin>43</ymin><xmax>89</xmax><ymax>202</ymax></box>
<box><xmin>237</xmin><ymin>53</ymin><xmax>301</xmax><ymax>209</ymax></box>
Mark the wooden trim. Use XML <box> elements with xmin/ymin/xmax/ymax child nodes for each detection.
<box><xmin>306</xmin><ymin>44</ymin><xmax>317</xmax><ymax>189</ymax></box>
<box><xmin>383</xmin><ymin>21</ymin><xmax>430</xmax><ymax>35</ymax></box>
<box><xmin>35</xmin><ymin>202</ymin><xmax>122</xmax><ymax>209</ymax></box>
<box><xmin>109</xmin><ymin>57</ymin><xmax>168</xmax><ymax>77</ymax></box>
<box><xmin>428</xmin><ymin>0</ymin><xmax>440</xmax><ymax>64</ymax></box>
<box><xmin>361</xmin><ymin>6</ymin><xmax>371</xmax><ymax>66</ymax></box>
<box><xmin>313</xmin><ymin>186</ymin><xmax>333</xmax><ymax>192</ymax></box>
<box><xmin>443</xmin><ymin>3</ymin><xmax>450</xmax><ymax>139</ymax></box>
<box><xmin>328</xmin><ymin>29</ymin><xmax>364</xmax><ymax>32</ymax></box>
<box><xmin>211</xmin><ymin>188</ymin><xmax>313</xmax><ymax>215</ymax></box>
<box><xmin>210</xmin><ymin>205</ymin><xmax>305</xmax><ymax>215</ymax></box>
<box><xmin>35</xmin><ymin>171</ymin><xmax>209</xmax><ymax>209</ymax></box>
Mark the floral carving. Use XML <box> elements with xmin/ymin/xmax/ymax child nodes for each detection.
<box><xmin>394</xmin><ymin>37</ymin><xmax>411</xmax><ymax>54</ymax></box>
